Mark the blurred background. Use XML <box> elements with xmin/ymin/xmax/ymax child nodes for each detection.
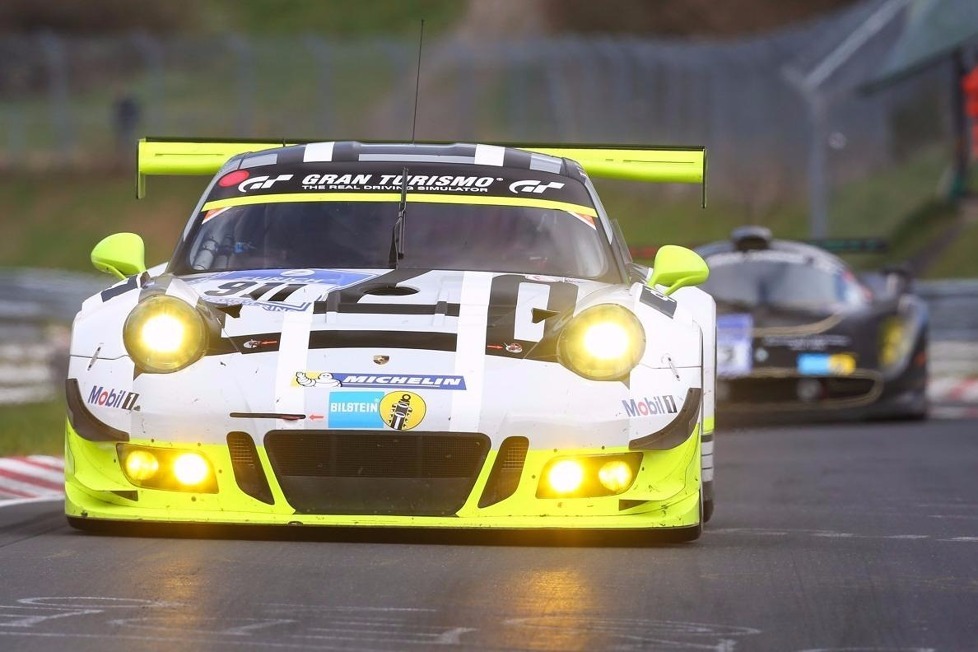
<box><xmin>1</xmin><ymin>0</ymin><xmax>977</xmax><ymax>451</ymax></box>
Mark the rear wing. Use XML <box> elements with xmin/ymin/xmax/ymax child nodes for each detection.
<box><xmin>136</xmin><ymin>138</ymin><xmax>707</xmax><ymax>204</ymax></box>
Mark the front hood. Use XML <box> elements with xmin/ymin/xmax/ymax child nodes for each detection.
<box><xmin>178</xmin><ymin>268</ymin><xmax>610</xmax><ymax>351</ymax></box>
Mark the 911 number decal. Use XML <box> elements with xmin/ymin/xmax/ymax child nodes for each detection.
<box><xmin>204</xmin><ymin>281</ymin><xmax>304</xmax><ymax>302</ymax></box>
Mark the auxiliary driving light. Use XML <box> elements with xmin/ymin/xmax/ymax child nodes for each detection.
<box><xmin>117</xmin><ymin>444</ymin><xmax>218</xmax><ymax>493</ymax></box>
<box><xmin>123</xmin><ymin>449</ymin><xmax>159</xmax><ymax>481</ymax></box>
<box><xmin>557</xmin><ymin>304</ymin><xmax>646</xmax><ymax>381</ymax></box>
<box><xmin>123</xmin><ymin>295</ymin><xmax>208</xmax><ymax>373</ymax></box>
<box><xmin>598</xmin><ymin>460</ymin><xmax>634</xmax><ymax>493</ymax></box>
<box><xmin>173</xmin><ymin>453</ymin><xmax>210</xmax><ymax>487</ymax></box>
<box><xmin>537</xmin><ymin>453</ymin><xmax>641</xmax><ymax>498</ymax></box>
<box><xmin>546</xmin><ymin>459</ymin><xmax>586</xmax><ymax>494</ymax></box>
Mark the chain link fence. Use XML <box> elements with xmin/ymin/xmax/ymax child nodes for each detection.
<box><xmin>0</xmin><ymin>0</ymin><xmax>957</xmax><ymax>233</ymax></box>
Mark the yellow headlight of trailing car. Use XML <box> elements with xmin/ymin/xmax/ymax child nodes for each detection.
<box><xmin>64</xmin><ymin>139</ymin><xmax>716</xmax><ymax>541</ymax></box>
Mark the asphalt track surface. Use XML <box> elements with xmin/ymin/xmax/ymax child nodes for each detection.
<box><xmin>1</xmin><ymin>419</ymin><xmax>976</xmax><ymax>652</ymax></box>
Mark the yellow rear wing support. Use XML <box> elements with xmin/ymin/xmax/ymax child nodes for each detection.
<box><xmin>136</xmin><ymin>138</ymin><xmax>706</xmax><ymax>205</ymax></box>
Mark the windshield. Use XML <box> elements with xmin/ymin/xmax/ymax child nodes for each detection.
<box><xmin>702</xmin><ymin>250</ymin><xmax>868</xmax><ymax>311</ymax></box>
<box><xmin>177</xmin><ymin>200</ymin><xmax>612</xmax><ymax>279</ymax></box>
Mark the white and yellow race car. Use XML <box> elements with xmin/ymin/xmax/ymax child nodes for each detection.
<box><xmin>65</xmin><ymin>140</ymin><xmax>716</xmax><ymax>540</ymax></box>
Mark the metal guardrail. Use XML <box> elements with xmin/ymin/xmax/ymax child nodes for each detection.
<box><xmin>0</xmin><ymin>271</ymin><xmax>975</xmax><ymax>405</ymax></box>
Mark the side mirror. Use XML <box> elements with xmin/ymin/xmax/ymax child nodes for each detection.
<box><xmin>91</xmin><ymin>233</ymin><xmax>147</xmax><ymax>280</ymax></box>
<box><xmin>648</xmin><ymin>245</ymin><xmax>709</xmax><ymax>296</ymax></box>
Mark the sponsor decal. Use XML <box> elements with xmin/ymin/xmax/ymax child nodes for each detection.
<box><xmin>294</xmin><ymin>372</ymin><xmax>342</xmax><ymax>388</ymax></box>
<box><xmin>380</xmin><ymin>391</ymin><xmax>426</xmax><ymax>430</ymax></box>
<box><xmin>797</xmin><ymin>352</ymin><xmax>856</xmax><ymax>376</ymax></box>
<box><xmin>87</xmin><ymin>385</ymin><xmax>140</xmax><ymax>411</ymax></box>
<box><xmin>242</xmin><ymin>338</ymin><xmax>279</xmax><ymax>351</ymax></box>
<box><xmin>717</xmin><ymin>313</ymin><xmax>754</xmax><ymax>377</ymax></box>
<box><xmin>508</xmin><ymin>179</ymin><xmax>565</xmax><ymax>194</ymax></box>
<box><xmin>218</xmin><ymin>170</ymin><xmax>250</xmax><ymax>187</ymax></box>
<box><xmin>372</xmin><ymin>355</ymin><xmax>390</xmax><ymax>365</ymax></box>
<box><xmin>762</xmin><ymin>334</ymin><xmax>852</xmax><ymax>351</ymax></box>
<box><xmin>299</xmin><ymin>173</ymin><xmax>497</xmax><ymax>194</ymax></box>
<box><xmin>300</xmin><ymin>373</ymin><xmax>466</xmax><ymax>390</ymax></box>
<box><xmin>189</xmin><ymin>269</ymin><xmax>373</xmax><ymax>287</ymax></box>
<box><xmin>238</xmin><ymin>174</ymin><xmax>293</xmax><ymax>193</ymax></box>
<box><xmin>328</xmin><ymin>391</ymin><xmax>384</xmax><ymax>428</ymax></box>
<box><xmin>622</xmin><ymin>394</ymin><xmax>679</xmax><ymax>417</ymax></box>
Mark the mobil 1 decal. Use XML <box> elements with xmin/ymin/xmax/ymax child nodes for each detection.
<box><xmin>485</xmin><ymin>274</ymin><xmax>578</xmax><ymax>359</ymax></box>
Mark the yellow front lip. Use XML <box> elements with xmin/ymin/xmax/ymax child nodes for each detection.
<box><xmin>65</xmin><ymin>419</ymin><xmax>701</xmax><ymax>530</ymax></box>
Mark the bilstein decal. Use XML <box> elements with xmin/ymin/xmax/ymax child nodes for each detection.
<box><xmin>380</xmin><ymin>391</ymin><xmax>426</xmax><ymax>430</ymax></box>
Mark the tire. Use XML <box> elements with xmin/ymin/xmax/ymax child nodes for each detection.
<box><xmin>703</xmin><ymin>497</ymin><xmax>714</xmax><ymax>523</ymax></box>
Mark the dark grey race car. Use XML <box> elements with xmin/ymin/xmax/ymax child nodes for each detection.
<box><xmin>696</xmin><ymin>227</ymin><xmax>928</xmax><ymax>422</ymax></box>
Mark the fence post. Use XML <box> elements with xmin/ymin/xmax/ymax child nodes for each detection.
<box><xmin>304</xmin><ymin>36</ymin><xmax>333</xmax><ymax>135</ymax></box>
<box><xmin>130</xmin><ymin>32</ymin><xmax>165</xmax><ymax>133</ymax></box>
<box><xmin>226</xmin><ymin>34</ymin><xmax>255</xmax><ymax>134</ymax></box>
<box><xmin>38</xmin><ymin>31</ymin><xmax>73</xmax><ymax>159</ymax></box>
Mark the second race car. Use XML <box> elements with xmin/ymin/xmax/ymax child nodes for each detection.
<box><xmin>697</xmin><ymin>226</ymin><xmax>928</xmax><ymax>421</ymax></box>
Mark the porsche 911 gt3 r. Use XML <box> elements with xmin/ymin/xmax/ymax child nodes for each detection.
<box><xmin>697</xmin><ymin>226</ymin><xmax>928</xmax><ymax>421</ymax></box>
<box><xmin>65</xmin><ymin>140</ymin><xmax>716</xmax><ymax>540</ymax></box>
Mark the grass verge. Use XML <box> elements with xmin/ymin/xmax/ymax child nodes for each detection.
<box><xmin>0</xmin><ymin>400</ymin><xmax>65</xmax><ymax>457</ymax></box>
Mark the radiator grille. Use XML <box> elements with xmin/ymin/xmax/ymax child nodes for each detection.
<box><xmin>264</xmin><ymin>431</ymin><xmax>490</xmax><ymax>516</ymax></box>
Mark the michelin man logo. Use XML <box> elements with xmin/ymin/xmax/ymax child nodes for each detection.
<box><xmin>294</xmin><ymin>371</ymin><xmax>342</xmax><ymax>388</ymax></box>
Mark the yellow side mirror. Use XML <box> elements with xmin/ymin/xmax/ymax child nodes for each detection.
<box><xmin>648</xmin><ymin>245</ymin><xmax>709</xmax><ymax>296</ymax></box>
<box><xmin>91</xmin><ymin>233</ymin><xmax>147</xmax><ymax>280</ymax></box>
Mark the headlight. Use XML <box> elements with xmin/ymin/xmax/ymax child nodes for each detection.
<box><xmin>118</xmin><ymin>445</ymin><xmax>217</xmax><ymax>493</ymax></box>
<box><xmin>878</xmin><ymin>316</ymin><xmax>912</xmax><ymax>373</ymax></box>
<box><xmin>556</xmin><ymin>304</ymin><xmax>646</xmax><ymax>381</ymax></box>
<box><xmin>123</xmin><ymin>295</ymin><xmax>207</xmax><ymax>373</ymax></box>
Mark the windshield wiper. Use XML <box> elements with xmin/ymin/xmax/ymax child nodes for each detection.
<box><xmin>388</xmin><ymin>167</ymin><xmax>408</xmax><ymax>268</ymax></box>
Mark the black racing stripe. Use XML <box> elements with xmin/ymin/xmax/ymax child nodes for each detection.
<box><xmin>308</xmin><ymin>330</ymin><xmax>457</xmax><ymax>352</ymax></box>
<box><xmin>317</xmin><ymin>268</ymin><xmax>432</xmax><ymax>314</ymax></box>
<box><xmin>315</xmin><ymin>302</ymin><xmax>461</xmax><ymax>317</ymax></box>
<box><xmin>100</xmin><ymin>275</ymin><xmax>139</xmax><ymax>302</ymax></box>
<box><xmin>274</xmin><ymin>145</ymin><xmax>307</xmax><ymax>166</ymax></box>
<box><xmin>640</xmin><ymin>286</ymin><xmax>677</xmax><ymax>318</ymax></box>
<box><xmin>330</xmin><ymin>141</ymin><xmax>359</xmax><ymax>162</ymax></box>
<box><xmin>501</xmin><ymin>148</ymin><xmax>535</xmax><ymax>169</ymax></box>
<box><xmin>359</xmin><ymin>143</ymin><xmax>477</xmax><ymax>159</ymax></box>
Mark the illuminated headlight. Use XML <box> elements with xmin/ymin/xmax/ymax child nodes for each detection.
<box><xmin>878</xmin><ymin>316</ymin><xmax>912</xmax><ymax>373</ymax></box>
<box><xmin>123</xmin><ymin>295</ymin><xmax>207</xmax><ymax>373</ymax></box>
<box><xmin>537</xmin><ymin>454</ymin><xmax>641</xmax><ymax>498</ymax></box>
<box><xmin>118</xmin><ymin>444</ymin><xmax>217</xmax><ymax>493</ymax></box>
<box><xmin>557</xmin><ymin>304</ymin><xmax>646</xmax><ymax>381</ymax></box>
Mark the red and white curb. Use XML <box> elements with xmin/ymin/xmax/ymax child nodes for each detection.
<box><xmin>928</xmin><ymin>376</ymin><xmax>978</xmax><ymax>419</ymax></box>
<box><xmin>0</xmin><ymin>456</ymin><xmax>64</xmax><ymax>503</ymax></box>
